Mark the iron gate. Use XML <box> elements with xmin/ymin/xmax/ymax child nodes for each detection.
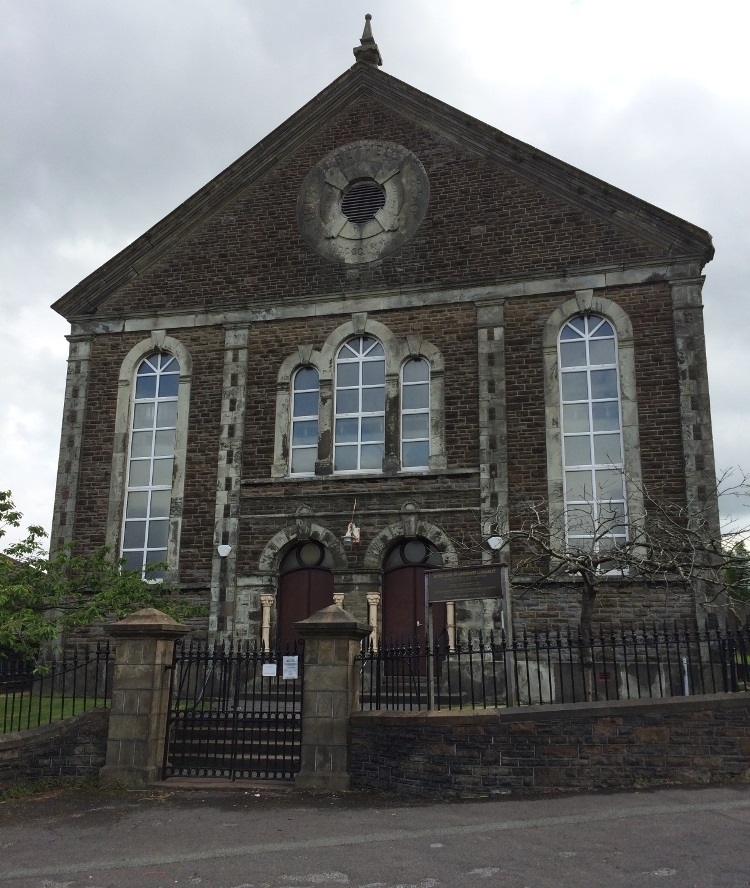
<box><xmin>163</xmin><ymin>639</ymin><xmax>304</xmax><ymax>780</ymax></box>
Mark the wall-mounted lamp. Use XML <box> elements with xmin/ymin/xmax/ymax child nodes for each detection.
<box><xmin>217</xmin><ymin>544</ymin><xmax>232</xmax><ymax>558</ymax></box>
<box><xmin>481</xmin><ymin>535</ymin><xmax>504</xmax><ymax>553</ymax></box>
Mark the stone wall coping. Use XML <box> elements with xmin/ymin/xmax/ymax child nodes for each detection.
<box><xmin>350</xmin><ymin>692</ymin><xmax>750</xmax><ymax>727</ymax></box>
<box><xmin>0</xmin><ymin>708</ymin><xmax>110</xmax><ymax>751</ymax></box>
<box><xmin>294</xmin><ymin>604</ymin><xmax>372</xmax><ymax>638</ymax></box>
<box><xmin>106</xmin><ymin>608</ymin><xmax>188</xmax><ymax>639</ymax></box>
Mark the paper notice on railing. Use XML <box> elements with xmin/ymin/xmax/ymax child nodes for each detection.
<box><xmin>283</xmin><ymin>656</ymin><xmax>299</xmax><ymax>680</ymax></box>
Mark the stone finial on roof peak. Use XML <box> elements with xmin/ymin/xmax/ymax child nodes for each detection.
<box><xmin>353</xmin><ymin>13</ymin><xmax>383</xmax><ymax>67</ymax></box>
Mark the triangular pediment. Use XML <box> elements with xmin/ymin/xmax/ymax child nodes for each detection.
<box><xmin>53</xmin><ymin>63</ymin><xmax>713</xmax><ymax>320</ymax></box>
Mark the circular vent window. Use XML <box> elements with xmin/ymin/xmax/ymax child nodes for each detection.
<box><xmin>341</xmin><ymin>180</ymin><xmax>386</xmax><ymax>224</ymax></box>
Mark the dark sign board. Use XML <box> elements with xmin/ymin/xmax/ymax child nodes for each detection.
<box><xmin>425</xmin><ymin>565</ymin><xmax>506</xmax><ymax>603</ymax></box>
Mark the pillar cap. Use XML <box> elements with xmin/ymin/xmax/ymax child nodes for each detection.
<box><xmin>294</xmin><ymin>604</ymin><xmax>372</xmax><ymax>638</ymax></box>
<box><xmin>106</xmin><ymin>607</ymin><xmax>189</xmax><ymax>639</ymax></box>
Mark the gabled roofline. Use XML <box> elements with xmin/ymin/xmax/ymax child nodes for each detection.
<box><xmin>52</xmin><ymin>63</ymin><xmax>714</xmax><ymax>320</ymax></box>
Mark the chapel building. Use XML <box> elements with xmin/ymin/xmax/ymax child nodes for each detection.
<box><xmin>50</xmin><ymin>19</ymin><xmax>718</xmax><ymax>648</ymax></box>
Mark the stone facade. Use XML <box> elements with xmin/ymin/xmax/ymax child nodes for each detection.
<box><xmin>50</xmin><ymin>48</ymin><xmax>717</xmax><ymax>647</ymax></box>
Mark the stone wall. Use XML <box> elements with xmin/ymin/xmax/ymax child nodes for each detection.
<box><xmin>350</xmin><ymin>694</ymin><xmax>750</xmax><ymax>799</ymax></box>
<box><xmin>0</xmin><ymin>709</ymin><xmax>109</xmax><ymax>790</ymax></box>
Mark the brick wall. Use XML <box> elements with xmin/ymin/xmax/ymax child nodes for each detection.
<box><xmin>0</xmin><ymin>709</ymin><xmax>109</xmax><ymax>790</ymax></box>
<box><xmin>350</xmin><ymin>695</ymin><xmax>750</xmax><ymax>799</ymax></box>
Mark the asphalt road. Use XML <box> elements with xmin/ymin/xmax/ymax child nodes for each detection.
<box><xmin>1</xmin><ymin>782</ymin><xmax>750</xmax><ymax>888</ymax></box>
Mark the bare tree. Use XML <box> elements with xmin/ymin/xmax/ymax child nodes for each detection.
<box><xmin>450</xmin><ymin>471</ymin><xmax>750</xmax><ymax>631</ymax></box>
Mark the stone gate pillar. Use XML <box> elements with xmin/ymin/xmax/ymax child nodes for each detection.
<box><xmin>99</xmin><ymin>608</ymin><xmax>187</xmax><ymax>787</ymax></box>
<box><xmin>294</xmin><ymin>604</ymin><xmax>371</xmax><ymax>791</ymax></box>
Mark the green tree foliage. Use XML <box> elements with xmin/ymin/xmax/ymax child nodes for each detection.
<box><xmin>0</xmin><ymin>490</ymin><xmax>201</xmax><ymax>660</ymax></box>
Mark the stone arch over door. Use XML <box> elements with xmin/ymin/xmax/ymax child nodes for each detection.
<box><xmin>258</xmin><ymin>522</ymin><xmax>349</xmax><ymax>649</ymax></box>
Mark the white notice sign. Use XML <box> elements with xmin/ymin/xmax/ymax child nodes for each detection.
<box><xmin>262</xmin><ymin>662</ymin><xmax>277</xmax><ymax>677</ymax></box>
<box><xmin>282</xmin><ymin>656</ymin><xmax>299</xmax><ymax>680</ymax></box>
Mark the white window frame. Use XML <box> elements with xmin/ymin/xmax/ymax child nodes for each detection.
<box><xmin>400</xmin><ymin>357</ymin><xmax>431</xmax><ymax>471</ymax></box>
<box><xmin>290</xmin><ymin>366</ymin><xmax>320</xmax><ymax>476</ymax></box>
<box><xmin>558</xmin><ymin>314</ymin><xmax>627</xmax><ymax>555</ymax></box>
<box><xmin>333</xmin><ymin>336</ymin><xmax>386</xmax><ymax>474</ymax></box>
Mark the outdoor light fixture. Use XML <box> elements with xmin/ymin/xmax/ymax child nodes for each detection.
<box><xmin>342</xmin><ymin>500</ymin><xmax>360</xmax><ymax>549</ymax></box>
<box><xmin>217</xmin><ymin>544</ymin><xmax>232</xmax><ymax>558</ymax></box>
<box><xmin>481</xmin><ymin>535</ymin><xmax>504</xmax><ymax>553</ymax></box>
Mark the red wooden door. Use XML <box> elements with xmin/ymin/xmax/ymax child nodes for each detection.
<box><xmin>277</xmin><ymin>568</ymin><xmax>334</xmax><ymax>649</ymax></box>
<box><xmin>382</xmin><ymin>566</ymin><xmax>446</xmax><ymax>648</ymax></box>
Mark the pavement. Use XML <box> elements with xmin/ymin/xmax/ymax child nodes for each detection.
<box><xmin>1</xmin><ymin>780</ymin><xmax>750</xmax><ymax>888</ymax></box>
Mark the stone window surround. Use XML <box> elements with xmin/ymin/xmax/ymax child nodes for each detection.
<box><xmin>542</xmin><ymin>290</ymin><xmax>644</xmax><ymax>554</ymax></box>
<box><xmin>105</xmin><ymin>332</ymin><xmax>193</xmax><ymax>582</ymax></box>
<box><xmin>272</xmin><ymin>313</ymin><xmax>446</xmax><ymax>478</ymax></box>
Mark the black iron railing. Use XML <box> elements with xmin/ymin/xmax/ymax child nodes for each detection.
<box><xmin>357</xmin><ymin>622</ymin><xmax>750</xmax><ymax>711</ymax></box>
<box><xmin>0</xmin><ymin>643</ymin><xmax>113</xmax><ymax>734</ymax></box>
<box><xmin>164</xmin><ymin>639</ymin><xmax>304</xmax><ymax>780</ymax></box>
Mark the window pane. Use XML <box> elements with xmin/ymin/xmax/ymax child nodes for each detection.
<box><xmin>123</xmin><ymin>521</ymin><xmax>147</xmax><ymax>549</ymax></box>
<box><xmin>593</xmin><ymin>433</ymin><xmax>622</xmax><ymax>465</ymax></box>
<box><xmin>590</xmin><ymin>369</ymin><xmax>618</xmax><ymax>400</ymax></box>
<box><xmin>561</xmin><ymin>372</ymin><xmax>588</xmax><ymax>401</ymax></box>
<box><xmin>135</xmin><ymin>375</ymin><xmax>157</xmax><ymax>400</ymax></box>
<box><xmin>154</xmin><ymin>429</ymin><xmax>176</xmax><ymax>456</ymax></box>
<box><xmin>362</xmin><ymin>386</ymin><xmax>385</xmax><ymax>413</ymax></box>
<box><xmin>150</xmin><ymin>489</ymin><xmax>171</xmax><ymax>518</ymax></box>
<box><xmin>133</xmin><ymin>403</ymin><xmax>155</xmax><ymax>430</ymax></box>
<box><xmin>334</xmin><ymin>445</ymin><xmax>358</xmax><ymax>472</ymax></box>
<box><xmin>158</xmin><ymin>373</ymin><xmax>179</xmax><ymax>398</ymax></box>
<box><xmin>559</xmin><ymin>341</ymin><xmax>587</xmax><ymax>368</ymax></box>
<box><xmin>336</xmin><ymin>362</ymin><xmax>359</xmax><ymax>388</ymax></box>
<box><xmin>363</xmin><ymin>338</ymin><xmax>384</xmax><ymax>356</ymax></box>
<box><xmin>145</xmin><ymin>551</ymin><xmax>167</xmax><ymax>569</ymax></box>
<box><xmin>156</xmin><ymin>401</ymin><xmax>178</xmax><ymax>428</ymax></box>
<box><xmin>599</xmin><ymin>502</ymin><xmax>626</xmax><ymax>534</ymax></box>
<box><xmin>564</xmin><ymin>436</ymin><xmax>591</xmax><ymax>466</ymax></box>
<box><xmin>122</xmin><ymin>550</ymin><xmax>144</xmax><ymax>572</ymax></box>
<box><xmin>295</xmin><ymin>367</ymin><xmax>319</xmax><ymax>391</ymax></box>
<box><xmin>360</xmin><ymin>444</ymin><xmax>384</xmax><ymax>470</ymax></box>
<box><xmin>293</xmin><ymin>390</ymin><xmax>318</xmax><ymax>418</ymax></box>
<box><xmin>567</xmin><ymin>506</ymin><xmax>595</xmax><ymax>535</ymax></box>
<box><xmin>589</xmin><ymin>339</ymin><xmax>616</xmax><ymax>365</ymax></box>
<box><xmin>403</xmin><ymin>441</ymin><xmax>429</xmax><ymax>468</ymax></box>
<box><xmin>561</xmin><ymin>317</ymin><xmax>585</xmax><ymax>338</ymax></box>
<box><xmin>402</xmin><ymin>413</ymin><xmax>429</xmax><ymax>439</ymax></box>
<box><xmin>591</xmin><ymin>319</ymin><xmax>614</xmax><ymax>338</ymax></box>
<box><xmin>592</xmin><ymin>401</ymin><xmax>620</xmax><ymax>431</ymax></box>
<box><xmin>126</xmin><ymin>491</ymin><xmax>148</xmax><ymax>519</ymax></box>
<box><xmin>147</xmin><ymin>520</ymin><xmax>169</xmax><ymax>549</ymax></box>
<box><xmin>361</xmin><ymin>416</ymin><xmax>384</xmax><ymax>442</ymax></box>
<box><xmin>152</xmin><ymin>458</ymin><xmax>173</xmax><ymax>486</ymax></box>
<box><xmin>565</xmin><ymin>470</ymin><xmax>594</xmax><ymax>501</ymax></box>
<box><xmin>596</xmin><ymin>469</ymin><xmax>624</xmax><ymax>499</ymax></box>
<box><xmin>562</xmin><ymin>403</ymin><xmax>589</xmax><ymax>433</ymax></box>
<box><xmin>403</xmin><ymin>359</ymin><xmax>429</xmax><ymax>383</ymax></box>
<box><xmin>128</xmin><ymin>460</ymin><xmax>151</xmax><ymax>487</ymax></box>
<box><xmin>291</xmin><ymin>448</ymin><xmax>316</xmax><ymax>474</ymax></box>
<box><xmin>292</xmin><ymin>419</ymin><xmax>318</xmax><ymax>446</ymax></box>
<box><xmin>336</xmin><ymin>389</ymin><xmax>359</xmax><ymax>414</ymax></box>
<box><xmin>362</xmin><ymin>360</ymin><xmax>385</xmax><ymax>386</ymax></box>
<box><xmin>402</xmin><ymin>383</ymin><xmax>429</xmax><ymax>410</ymax></box>
<box><xmin>335</xmin><ymin>418</ymin><xmax>358</xmax><ymax>443</ymax></box>
<box><xmin>130</xmin><ymin>430</ymin><xmax>153</xmax><ymax>458</ymax></box>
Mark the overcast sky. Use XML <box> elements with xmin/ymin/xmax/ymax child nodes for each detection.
<box><xmin>1</xmin><ymin>0</ymin><xmax>748</xmax><ymax>546</ymax></box>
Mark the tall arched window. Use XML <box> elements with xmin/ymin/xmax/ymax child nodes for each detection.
<box><xmin>559</xmin><ymin>315</ymin><xmax>627</xmax><ymax>555</ymax></box>
<box><xmin>121</xmin><ymin>353</ymin><xmax>179</xmax><ymax>579</ymax></box>
<box><xmin>334</xmin><ymin>336</ymin><xmax>385</xmax><ymax>472</ymax></box>
<box><xmin>401</xmin><ymin>358</ymin><xmax>430</xmax><ymax>470</ymax></box>
<box><xmin>290</xmin><ymin>367</ymin><xmax>319</xmax><ymax>475</ymax></box>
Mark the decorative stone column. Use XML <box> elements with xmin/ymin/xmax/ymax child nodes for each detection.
<box><xmin>260</xmin><ymin>593</ymin><xmax>275</xmax><ymax>650</ymax></box>
<box><xmin>294</xmin><ymin>604</ymin><xmax>371</xmax><ymax>791</ymax></box>
<box><xmin>99</xmin><ymin>608</ymin><xmax>187</xmax><ymax>787</ymax></box>
<box><xmin>366</xmin><ymin>593</ymin><xmax>380</xmax><ymax>651</ymax></box>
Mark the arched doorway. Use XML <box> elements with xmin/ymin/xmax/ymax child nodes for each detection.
<box><xmin>382</xmin><ymin>539</ymin><xmax>446</xmax><ymax>648</ymax></box>
<box><xmin>277</xmin><ymin>541</ymin><xmax>334</xmax><ymax>649</ymax></box>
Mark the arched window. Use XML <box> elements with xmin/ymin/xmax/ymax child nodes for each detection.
<box><xmin>290</xmin><ymin>367</ymin><xmax>319</xmax><ymax>475</ymax></box>
<box><xmin>559</xmin><ymin>315</ymin><xmax>627</xmax><ymax>555</ymax></box>
<box><xmin>401</xmin><ymin>358</ymin><xmax>430</xmax><ymax>470</ymax></box>
<box><xmin>121</xmin><ymin>353</ymin><xmax>179</xmax><ymax>579</ymax></box>
<box><xmin>334</xmin><ymin>336</ymin><xmax>385</xmax><ymax>473</ymax></box>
